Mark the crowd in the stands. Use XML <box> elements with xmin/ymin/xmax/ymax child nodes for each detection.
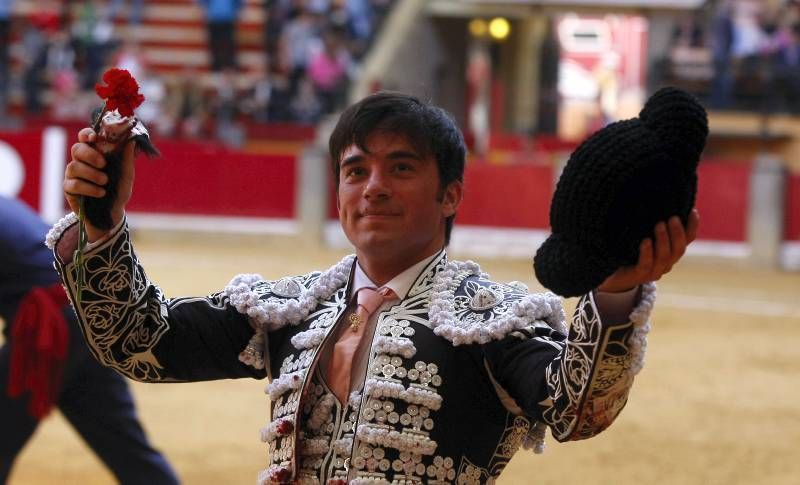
<box><xmin>0</xmin><ymin>0</ymin><xmax>393</xmax><ymax>144</ymax></box>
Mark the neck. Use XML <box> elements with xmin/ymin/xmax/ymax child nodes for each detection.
<box><xmin>356</xmin><ymin>246</ymin><xmax>443</xmax><ymax>287</ymax></box>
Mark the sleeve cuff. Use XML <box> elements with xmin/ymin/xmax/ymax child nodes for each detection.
<box><xmin>45</xmin><ymin>212</ymin><xmax>78</xmax><ymax>249</ymax></box>
<box><xmin>593</xmin><ymin>286</ymin><xmax>639</xmax><ymax>325</ymax></box>
<box><xmin>46</xmin><ymin>212</ymin><xmax>127</xmax><ymax>264</ymax></box>
<box><xmin>84</xmin><ymin>216</ymin><xmax>126</xmax><ymax>251</ymax></box>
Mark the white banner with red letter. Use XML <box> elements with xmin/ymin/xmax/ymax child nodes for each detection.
<box><xmin>0</xmin><ymin>127</ymin><xmax>67</xmax><ymax>223</ymax></box>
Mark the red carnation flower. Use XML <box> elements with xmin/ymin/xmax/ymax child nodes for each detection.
<box><xmin>94</xmin><ymin>68</ymin><xmax>145</xmax><ymax>117</ymax></box>
<box><xmin>268</xmin><ymin>466</ymin><xmax>292</xmax><ymax>483</ymax></box>
<box><xmin>275</xmin><ymin>419</ymin><xmax>294</xmax><ymax>435</ymax></box>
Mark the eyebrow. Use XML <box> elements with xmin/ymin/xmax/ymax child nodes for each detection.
<box><xmin>340</xmin><ymin>154</ymin><xmax>364</xmax><ymax>169</ymax></box>
<box><xmin>386</xmin><ymin>150</ymin><xmax>423</xmax><ymax>161</ymax></box>
<box><xmin>339</xmin><ymin>150</ymin><xmax>423</xmax><ymax>169</ymax></box>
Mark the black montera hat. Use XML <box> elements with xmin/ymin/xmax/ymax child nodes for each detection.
<box><xmin>533</xmin><ymin>87</ymin><xmax>708</xmax><ymax>297</ymax></box>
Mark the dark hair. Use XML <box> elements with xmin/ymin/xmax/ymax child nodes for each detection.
<box><xmin>329</xmin><ymin>91</ymin><xmax>466</xmax><ymax>244</ymax></box>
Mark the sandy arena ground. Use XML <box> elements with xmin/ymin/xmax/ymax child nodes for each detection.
<box><xmin>5</xmin><ymin>231</ymin><xmax>800</xmax><ymax>484</ymax></box>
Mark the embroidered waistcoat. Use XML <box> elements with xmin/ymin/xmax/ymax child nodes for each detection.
<box><xmin>47</xmin><ymin>216</ymin><xmax>656</xmax><ymax>485</ymax></box>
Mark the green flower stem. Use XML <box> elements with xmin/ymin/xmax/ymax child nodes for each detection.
<box><xmin>75</xmin><ymin>101</ymin><xmax>107</xmax><ymax>307</ymax></box>
<box><xmin>76</xmin><ymin>196</ymin><xmax>87</xmax><ymax>307</ymax></box>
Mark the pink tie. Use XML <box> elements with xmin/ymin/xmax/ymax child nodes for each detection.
<box><xmin>327</xmin><ymin>287</ymin><xmax>396</xmax><ymax>404</ymax></box>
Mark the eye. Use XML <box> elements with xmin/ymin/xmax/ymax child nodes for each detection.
<box><xmin>393</xmin><ymin>162</ymin><xmax>414</xmax><ymax>173</ymax></box>
<box><xmin>344</xmin><ymin>166</ymin><xmax>366</xmax><ymax>179</ymax></box>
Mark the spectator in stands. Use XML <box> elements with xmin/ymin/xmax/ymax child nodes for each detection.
<box><xmin>213</xmin><ymin>67</ymin><xmax>245</xmax><ymax>146</ymax></box>
<box><xmin>308</xmin><ymin>26</ymin><xmax>351</xmax><ymax>114</ymax></box>
<box><xmin>72</xmin><ymin>0</ymin><xmax>116</xmax><ymax>90</ymax></box>
<box><xmin>282</xmin><ymin>5</ymin><xmax>320</xmax><ymax>98</ymax></box>
<box><xmin>346</xmin><ymin>0</ymin><xmax>374</xmax><ymax>42</ymax></box>
<box><xmin>345</xmin><ymin>0</ymin><xmax>375</xmax><ymax>59</ymax></box>
<box><xmin>21</xmin><ymin>12</ymin><xmax>56</xmax><ymax>115</ymax></box>
<box><xmin>112</xmin><ymin>35</ymin><xmax>147</xmax><ymax>81</ymax></box>
<box><xmin>107</xmin><ymin>0</ymin><xmax>145</xmax><ymax>26</ymax></box>
<box><xmin>46</xmin><ymin>27</ymin><xmax>80</xmax><ymax>120</ymax></box>
<box><xmin>266</xmin><ymin>66</ymin><xmax>293</xmax><ymax>122</ymax></box>
<box><xmin>166</xmin><ymin>68</ymin><xmax>208</xmax><ymax>138</ymax></box>
<box><xmin>772</xmin><ymin>22</ymin><xmax>800</xmax><ymax>112</ymax></box>
<box><xmin>198</xmin><ymin>0</ymin><xmax>243</xmax><ymax>72</ymax></box>
<box><xmin>786</xmin><ymin>0</ymin><xmax>800</xmax><ymax>25</ymax></box>
<box><xmin>710</xmin><ymin>0</ymin><xmax>735</xmax><ymax>109</ymax></box>
<box><xmin>263</xmin><ymin>0</ymin><xmax>291</xmax><ymax>66</ymax></box>
<box><xmin>243</xmin><ymin>63</ymin><xmax>279</xmax><ymax>123</ymax></box>
<box><xmin>135</xmin><ymin>65</ymin><xmax>168</xmax><ymax>133</ymax></box>
<box><xmin>0</xmin><ymin>0</ymin><xmax>12</xmax><ymax>113</ymax></box>
<box><xmin>291</xmin><ymin>74</ymin><xmax>322</xmax><ymax>123</ymax></box>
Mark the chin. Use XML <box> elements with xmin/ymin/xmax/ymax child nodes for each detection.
<box><xmin>357</xmin><ymin>231</ymin><xmax>398</xmax><ymax>248</ymax></box>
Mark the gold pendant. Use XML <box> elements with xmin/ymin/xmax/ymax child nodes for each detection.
<box><xmin>348</xmin><ymin>313</ymin><xmax>361</xmax><ymax>332</ymax></box>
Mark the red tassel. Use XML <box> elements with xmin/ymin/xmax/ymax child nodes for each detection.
<box><xmin>7</xmin><ymin>284</ymin><xmax>70</xmax><ymax>420</ymax></box>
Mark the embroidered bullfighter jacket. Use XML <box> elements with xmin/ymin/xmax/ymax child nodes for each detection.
<box><xmin>47</xmin><ymin>214</ymin><xmax>656</xmax><ymax>485</ymax></box>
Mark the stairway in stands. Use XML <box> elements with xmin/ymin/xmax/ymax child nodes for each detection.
<box><xmin>111</xmin><ymin>0</ymin><xmax>266</xmax><ymax>77</ymax></box>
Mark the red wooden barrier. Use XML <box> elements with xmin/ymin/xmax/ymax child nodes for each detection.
<box><xmin>458</xmin><ymin>163</ymin><xmax>552</xmax><ymax>228</ymax></box>
<box><xmin>695</xmin><ymin>160</ymin><xmax>751</xmax><ymax>241</ymax></box>
<box><xmin>127</xmin><ymin>140</ymin><xmax>296</xmax><ymax>218</ymax></box>
<box><xmin>786</xmin><ymin>173</ymin><xmax>800</xmax><ymax>241</ymax></box>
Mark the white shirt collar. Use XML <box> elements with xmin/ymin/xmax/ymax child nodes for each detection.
<box><xmin>352</xmin><ymin>250</ymin><xmax>442</xmax><ymax>300</ymax></box>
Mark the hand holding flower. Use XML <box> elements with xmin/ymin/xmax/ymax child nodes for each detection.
<box><xmin>64</xmin><ymin>129</ymin><xmax>136</xmax><ymax>242</ymax></box>
<box><xmin>82</xmin><ymin>69</ymin><xmax>156</xmax><ymax>231</ymax></box>
<box><xmin>63</xmin><ymin>68</ymin><xmax>157</xmax><ymax>304</ymax></box>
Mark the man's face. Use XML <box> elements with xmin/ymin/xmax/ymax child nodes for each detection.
<box><xmin>337</xmin><ymin>131</ymin><xmax>462</xmax><ymax>264</ymax></box>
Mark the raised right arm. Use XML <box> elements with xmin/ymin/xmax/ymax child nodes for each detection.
<box><xmin>47</xmin><ymin>216</ymin><xmax>266</xmax><ymax>383</ymax></box>
<box><xmin>53</xmin><ymin>128</ymin><xmax>265</xmax><ymax>382</ymax></box>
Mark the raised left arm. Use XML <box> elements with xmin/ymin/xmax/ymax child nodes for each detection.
<box><xmin>484</xmin><ymin>211</ymin><xmax>699</xmax><ymax>443</ymax></box>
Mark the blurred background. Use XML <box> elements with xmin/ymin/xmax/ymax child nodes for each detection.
<box><xmin>0</xmin><ymin>0</ymin><xmax>798</xmax><ymax>484</ymax></box>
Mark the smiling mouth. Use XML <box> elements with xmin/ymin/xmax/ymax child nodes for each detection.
<box><xmin>361</xmin><ymin>209</ymin><xmax>400</xmax><ymax>216</ymax></box>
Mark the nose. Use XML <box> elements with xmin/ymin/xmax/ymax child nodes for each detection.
<box><xmin>363</xmin><ymin>168</ymin><xmax>391</xmax><ymax>200</ymax></box>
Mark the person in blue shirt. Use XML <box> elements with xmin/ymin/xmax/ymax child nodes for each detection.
<box><xmin>0</xmin><ymin>196</ymin><xmax>179</xmax><ymax>484</ymax></box>
<box><xmin>198</xmin><ymin>0</ymin><xmax>243</xmax><ymax>71</ymax></box>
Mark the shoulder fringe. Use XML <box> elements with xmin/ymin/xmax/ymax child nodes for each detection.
<box><xmin>224</xmin><ymin>254</ymin><xmax>354</xmax><ymax>332</ymax></box>
<box><xmin>225</xmin><ymin>255</ymin><xmax>354</xmax><ymax>369</ymax></box>
<box><xmin>45</xmin><ymin>212</ymin><xmax>78</xmax><ymax>249</ymax></box>
<box><xmin>429</xmin><ymin>260</ymin><xmax>567</xmax><ymax>346</ymax></box>
<box><xmin>628</xmin><ymin>282</ymin><xmax>657</xmax><ymax>375</ymax></box>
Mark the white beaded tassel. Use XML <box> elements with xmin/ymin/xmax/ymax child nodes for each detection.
<box><xmin>523</xmin><ymin>421</ymin><xmax>548</xmax><ymax>454</ymax></box>
<box><xmin>628</xmin><ymin>282</ymin><xmax>657</xmax><ymax>375</ymax></box>
<box><xmin>45</xmin><ymin>212</ymin><xmax>78</xmax><ymax>249</ymax></box>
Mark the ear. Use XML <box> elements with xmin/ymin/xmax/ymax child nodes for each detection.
<box><xmin>441</xmin><ymin>180</ymin><xmax>463</xmax><ymax>218</ymax></box>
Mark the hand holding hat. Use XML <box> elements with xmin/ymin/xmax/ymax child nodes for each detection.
<box><xmin>534</xmin><ymin>87</ymin><xmax>708</xmax><ymax>297</ymax></box>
